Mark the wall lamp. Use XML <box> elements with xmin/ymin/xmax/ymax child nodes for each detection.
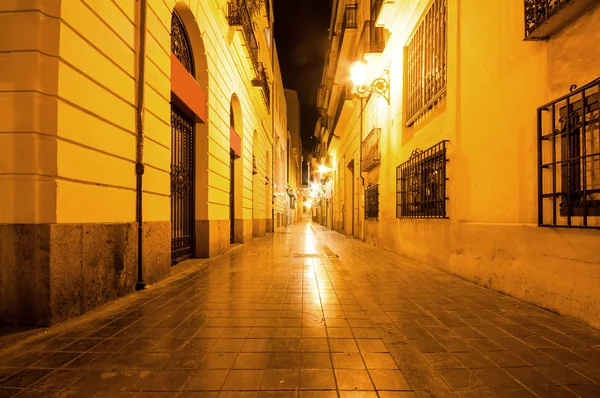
<box><xmin>350</xmin><ymin>59</ymin><xmax>390</xmax><ymax>105</ymax></box>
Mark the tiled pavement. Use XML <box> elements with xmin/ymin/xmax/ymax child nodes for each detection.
<box><xmin>1</xmin><ymin>223</ymin><xmax>600</xmax><ymax>397</ymax></box>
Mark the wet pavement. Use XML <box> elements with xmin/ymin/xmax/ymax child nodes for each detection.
<box><xmin>1</xmin><ymin>222</ymin><xmax>600</xmax><ymax>397</ymax></box>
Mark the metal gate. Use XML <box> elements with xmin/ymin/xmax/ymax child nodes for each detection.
<box><xmin>230</xmin><ymin>152</ymin><xmax>235</xmax><ymax>243</ymax></box>
<box><xmin>171</xmin><ymin>107</ymin><xmax>194</xmax><ymax>265</ymax></box>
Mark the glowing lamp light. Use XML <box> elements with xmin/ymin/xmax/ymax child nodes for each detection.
<box><xmin>318</xmin><ymin>165</ymin><xmax>333</xmax><ymax>174</ymax></box>
<box><xmin>350</xmin><ymin>60</ymin><xmax>368</xmax><ymax>87</ymax></box>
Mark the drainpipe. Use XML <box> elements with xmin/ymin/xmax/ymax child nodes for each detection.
<box><xmin>135</xmin><ymin>0</ymin><xmax>148</xmax><ymax>291</ymax></box>
<box><xmin>271</xmin><ymin>0</ymin><xmax>275</xmax><ymax>233</ymax></box>
<box><xmin>358</xmin><ymin>96</ymin><xmax>365</xmax><ymax>240</ymax></box>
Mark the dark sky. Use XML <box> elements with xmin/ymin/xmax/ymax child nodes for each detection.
<box><xmin>273</xmin><ymin>0</ymin><xmax>332</xmax><ymax>157</ymax></box>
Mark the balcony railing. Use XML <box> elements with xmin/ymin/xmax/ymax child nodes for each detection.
<box><xmin>538</xmin><ymin>77</ymin><xmax>600</xmax><ymax>228</ymax></box>
<box><xmin>345</xmin><ymin>3</ymin><xmax>358</xmax><ymax>29</ymax></box>
<box><xmin>372</xmin><ymin>0</ymin><xmax>383</xmax><ymax>21</ymax></box>
<box><xmin>228</xmin><ymin>0</ymin><xmax>259</xmax><ymax>72</ymax></box>
<box><xmin>252</xmin><ymin>62</ymin><xmax>270</xmax><ymax>111</ymax></box>
<box><xmin>524</xmin><ymin>0</ymin><xmax>595</xmax><ymax>39</ymax></box>
<box><xmin>357</xmin><ymin>21</ymin><xmax>385</xmax><ymax>56</ymax></box>
<box><xmin>362</xmin><ymin>127</ymin><xmax>381</xmax><ymax>172</ymax></box>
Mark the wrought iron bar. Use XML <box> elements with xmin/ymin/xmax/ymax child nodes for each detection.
<box><xmin>252</xmin><ymin>62</ymin><xmax>270</xmax><ymax>111</ymax></box>
<box><xmin>362</xmin><ymin>127</ymin><xmax>381</xmax><ymax>172</ymax></box>
<box><xmin>365</xmin><ymin>184</ymin><xmax>380</xmax><ymax>220</ymax></box>
<box><xmin>252</xmin><ymin>155</ymin><xmax>258</xmax><ymax>175</ymax></box>
<box><xmin>228</xmin><ymin>0</ymin><xmax>260</xmax><ymax>72</ymax></box>
<box><xmin>396</xmin><ymin>141</ymin><xmax>448</xmax><ymax>219</ymax></box>
<box><xmin>171</xmin><ymin>12</ymin><xmax>194</xmax><ymax>75</ymax></box>
<box><xmin>345</xmin><ymin>3</ymin><xmax>358</xmax><ymax>29</ymax></box>
<box><xmin>538</xmin><ymin>77</ymin><xmax>600</xmax><ymax>229</ymax></box>
<box><xmin>171</xmin><ymin>107</ymin><xmax>195</xmax><ymax>264</ymax></box>
<box><xmin>405</xmin><ymin>0</ymin><xmax>447</xmax><ymax>126</ymax></box>
<box><xmin>524</xmin><ymin>0</ymin><xmax>573</xmax><ymax>38</ymax></box>
<box><xmin>371</xmin><ymin>0</ymin><xmax>383</xmax><ymax>22</ymax></box>
<box><xmin>357</xmin><ymin>20</ymin><xmax>385</xmax><ymax>56</ymax></box>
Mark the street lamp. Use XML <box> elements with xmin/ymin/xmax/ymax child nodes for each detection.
<box><xmin>349</xmin><ymin>58</ymin><xmax>390</xmax><ymax>241</ymax></box>
<box><xmin>350</xmin><ymin>59</ymin><xmax>390</xmax><ymax>105</ymax></box>
<box><xmin>317</xmin><ymin>164</ymin><xmax>333</xmax><ymax>174</ymax></box>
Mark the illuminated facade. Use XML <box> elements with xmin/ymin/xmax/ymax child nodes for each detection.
<box><xmin>0</xmin><ymin>0</ymin><xmax>287</xmax><ymax>325</ymax></box>
<box><xmin>285</xmin><ymin>89</ymin><xmax>303</xmax><ymax>224</ymax></box>
<box><xmin>316</xmin><ymin>0</ymin><xmax>600</xmax><ymax>327</ymax></box>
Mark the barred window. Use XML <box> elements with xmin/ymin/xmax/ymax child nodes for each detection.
<box><xmin>365</xmin><ymin>184</ymin><xmax>379</xmax><ymax>220</ymax></box>
<box><xmin>538</xmin><ymin>78</ymin><xmax>600</xmax><ymax>228</ymax></box>
<box><xmin>405</xmin><ymin>0</ymin><xmax>447</xmax><ymax>126</ymax></box>
<box><xmin>396</xmin><ymin>141</ymin><xmax>448</xmax><ymax>218</ymax></box>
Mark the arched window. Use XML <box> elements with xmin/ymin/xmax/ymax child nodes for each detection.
<box><xmin>171</xmin><ymin>12</ymin><xmax>194</xmax><ymax>75</ymax></box>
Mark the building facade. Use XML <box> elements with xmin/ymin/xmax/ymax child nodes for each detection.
<box><xmin>284</xmin><ymin>89</ymin><xmax>303</xmax><ymax>224</ymax></box>
<box><xmin>0</xmin><ymin>0</ymin><xmax>287</xmax><ymax>325</ymax></box>
<box><xmin>315</xmin><ymin>0</ymin><xmax>600</xmax><ymax>327</ymax></box>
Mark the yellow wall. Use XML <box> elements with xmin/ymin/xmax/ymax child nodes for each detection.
<box><xmin>1</xmin><ymin>0</ymin><xmax>279</xmax><ymax>225</ymax></box>
<box><xmin>323</xmin><ymin>0</ymin><xmax>600</xmax><ymax>327</ymax></box>
<box><xmin>0</xmin><ymin>3</ymin><xmax>61</xmax><ymax>224</ymax></box>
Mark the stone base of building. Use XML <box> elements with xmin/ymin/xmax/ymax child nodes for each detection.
<box><xmin>0</xmin><ymin>222</ymin><xmax>170</xmax><ymax>326</ymax></box>
<box><xmin>253</xmin><ymin>218</ymin><xmax>267</xmax><ymax>237</ymax></box>
<box><xmin>364</xmin><ymin>220</ymin><xmax>600</xmax><ymax>329</ymax></box>
<box><xmin>266</xmin><ymin>219</ymin><xmax>274</xmax><ymax>233</ymax></box>
<box><xmin>234</xmin><ymin>219</ymin><xmax>253</xmax><ymax>243</ymax></box>
<box><xmin>195</xmin><ymin>219</ymin><xmax>230</xmax><ymax>258</ymax></box>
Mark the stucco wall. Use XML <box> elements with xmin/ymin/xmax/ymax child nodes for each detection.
<box><xmin>330</xmin><ymin>0</ymin><xmax>600</xmax><ymax>327</ymax></box>
<box><xmin>0</xmin><ymin>0</ymin><xmax>283</xmax><ymax>325</ymax></box>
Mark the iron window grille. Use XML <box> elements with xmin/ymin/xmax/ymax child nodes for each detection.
<box><xmin>171</xmin><ymin>12</ymin><xmax>194</xmax><ymax>75</ymax></box>
<box><xmin>252</xmin><ymin>62</ymin><xmax>270</xmax><ymax>111</ymax></box>
<box><xmin>227</xmin><ymin>0</ymin><xmax>260</xmax><ymax>72</ymax></box>
<box><xmin>365</xmin><ymin>184</ymin><xmax>380</xmax><ymax>220</ymax></box>
<box><xmin>538</xmin><ymin>78</ymin><xmax>600</xmax><ymax>229</ymax></box>
<box><xmin>405</xmin><ymin>0</ymin><xmax>447</xmax><ymax>126</ymax></box>
<box><xmin>362</xmin><ymin>127</ymin><xmax>381</xmax><ymax>172</ymax></box>
<box><xmin>396</xmin><ymin>140</ymin><xmax>448</xmax><ymax>219</ymax></box>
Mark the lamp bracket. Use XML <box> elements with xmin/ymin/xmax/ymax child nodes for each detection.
<box><xmin>356</xmin><ymin>68</ymin><xmax>390</xmax><ymax>105</ymax></box>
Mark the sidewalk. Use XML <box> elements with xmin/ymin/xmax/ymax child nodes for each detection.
<box><xmin>0</xmin><ymin>221</ymin><xmax>598</xmax><ymax>397</ymax></box>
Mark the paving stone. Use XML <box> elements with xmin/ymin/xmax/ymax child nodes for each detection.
<box><xmin>0</xmin><ymin>223</ymin><xmax>599</xmax><ymax>396</ymax></box>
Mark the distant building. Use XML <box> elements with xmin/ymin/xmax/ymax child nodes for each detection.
<box><xmin>285</xmin><ymin>89</ymin><xmax>303</xmax><ymax>224</ymax></box>
<box><xmin>0</xmin><ymin>0</ymin><xmax>287</xmax><ymax>325</ymax></box>
<box><xmin>315</xmin><ymin>0</ymin><xmax>600</xmax><ymax>327</ymax></box>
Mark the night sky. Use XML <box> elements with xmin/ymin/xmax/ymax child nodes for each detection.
<box><xmin>273</xmin><ymin>0</ymin><xmax>332</xmax><ymax>158</ymax></box>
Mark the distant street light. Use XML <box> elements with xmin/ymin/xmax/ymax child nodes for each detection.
<box><xmin>318</xmin><ymin>164</ymin><xmax>333</xmax><ymax>174</ymax></box>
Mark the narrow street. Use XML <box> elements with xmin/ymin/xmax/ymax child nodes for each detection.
<box><xmin>1</xmin><ymin>222</ymin><xmax>600</xmax><ymax>397</ymax></box>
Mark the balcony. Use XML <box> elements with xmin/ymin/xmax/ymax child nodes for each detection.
<box><xmin>524</xmin><ymin>0</ymin><xmax>597</xmax><ymax>40</ymax></box>
<box><xmin>228</xmin><ymin>0</ymin><xmax>259</xmax><ymax>71</ymax></box>
<box><xmin>358</xmin><ymin>21</ymin><xmax>385</xmax><ymax>57</ymax></box>
<box><xmin>252</xmin><ymin>62</ymin><xmax>270</xmax><ymax>111</ymax></box>
<box><xmin>344</xmin><ymin>3</ymin><xmax>358</xmax><ymax>29</ymax></box>
<box><xmin>371</xmin><ymin>0</ymin><xmax>395</xmax><ymax>27</ymax></box>
<box><xmin>362</xmin><ymin>127</ymin><xmax>381</xmax><ymax>172</ymax></box>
